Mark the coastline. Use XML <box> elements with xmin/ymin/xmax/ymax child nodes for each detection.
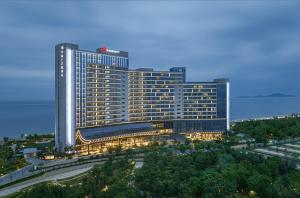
<box><xmin>1</xmin><ymin>97</ymin><xmax>300</xmax><ymax>139</ymax></box>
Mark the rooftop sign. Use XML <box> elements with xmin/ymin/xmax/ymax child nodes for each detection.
<box><xmin>100</xmin><ymin>47</ymin><xmax>120</xmax><ymax>54</ymax></box>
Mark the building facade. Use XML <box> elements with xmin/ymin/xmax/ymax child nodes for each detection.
<box><xmin>55</xmin><ymin>43</ymin><xmax>229</xmax><ymax>152</ymax></box>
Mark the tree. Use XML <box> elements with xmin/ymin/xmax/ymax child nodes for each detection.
<box><xmin>247</xmin><ymin>173</ymin><xmax>272</xmax><ymax>197</ymax></box>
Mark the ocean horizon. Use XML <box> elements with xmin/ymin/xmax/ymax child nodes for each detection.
<box><xmin>1</xmin><ymin>97</ymin><xmax>300</xmax><ymax>138</ymax></box>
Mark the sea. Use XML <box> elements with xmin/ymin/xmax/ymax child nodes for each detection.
<box><xmin>1</xmin><ymin>97</ymin><xmax>300</xmax><ymax>138</ymax></box>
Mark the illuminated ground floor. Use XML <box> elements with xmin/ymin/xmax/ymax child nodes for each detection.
<box><xmin>185</xmin><ymin>132</ymin><xmax>224</xmax><ymax>141</ymax></box>
<box><xmin>76</xmin><ymin>136</ymin><xmax>163</xmax><ymax>155</ymax></box>
<box><xmin>75</xmin><ymin>129</ymin><xmax>224</xmax><ymax>155</ymax></box>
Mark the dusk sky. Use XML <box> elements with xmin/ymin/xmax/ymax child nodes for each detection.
<box><xmin>0</xmin><ymin>1</ymin><xmax>300</xmax><ymax>101</ymax></box>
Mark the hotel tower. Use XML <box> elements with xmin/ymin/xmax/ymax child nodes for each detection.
<box><xmin>55</xmin><ymin>43</ymin><xmax>229</xmax><ymax>152</ymax></box>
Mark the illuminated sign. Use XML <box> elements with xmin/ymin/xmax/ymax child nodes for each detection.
<box><xmin>100</xmin><ymin>47</ymin><xmax>120</xmax><ymax>54</ymax></box>
<box><xmin>107</xmin><ymin>49</ymin><xmax>120</xmax><ymax>53</ymax></box>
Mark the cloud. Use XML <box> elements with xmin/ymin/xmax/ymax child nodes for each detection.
<box><xmin>0</xmin><ymin>1</ymin><xmax>300</xmax><ymax>100</ymax></box>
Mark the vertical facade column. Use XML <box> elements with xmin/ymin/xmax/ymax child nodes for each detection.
<box><xmin>55</xmin><ymin>43</ymin><xmax>78</xmax><ymax>152</ymax></box>
<box><xmin>215</xmin><ymin>78</ymin><xmax>230</xmax><ymax>132</ymax></box>
<box><xmin>226</xmin><ymin>81</ymin><xmax>230</xmax><ymax>131</ymax></box>
<box><xmin>66</xmin><ymin>48</ymin><xmax>75</xmax><ymax>146</ymax></box>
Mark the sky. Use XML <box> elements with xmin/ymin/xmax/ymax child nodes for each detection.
<box><xmin>0</xmin><ymin>0</ymin><xmax>300</xmax><ymax>101</ymax></box>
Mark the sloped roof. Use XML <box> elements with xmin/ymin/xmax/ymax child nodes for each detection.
<box><xmin>79</xmin><ymin>122</ymin><xmax>153</xmax><ymax>140</ymax></box>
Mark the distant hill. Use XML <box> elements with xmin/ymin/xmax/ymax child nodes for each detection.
<box><xmin>238</xmin><ymin>93</ymin><xmax>297</xmax><ymax>98</ymax></box>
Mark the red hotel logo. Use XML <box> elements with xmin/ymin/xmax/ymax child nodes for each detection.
<box><xmin>100</xmin><ymin>47</ymin><xmax>107</xmax><ymax>52</ymax></box>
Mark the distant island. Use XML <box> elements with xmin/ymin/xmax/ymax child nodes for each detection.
<box><xmin>238</xmin><ymin>93</ymin><xmax>297</xmax><ymax>98</ymax></box>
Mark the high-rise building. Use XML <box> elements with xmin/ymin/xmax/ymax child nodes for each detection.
<box><xmin>55</xmin><ymin>43</ymin><xmax>229</xmax><ymax>152</ymax></box>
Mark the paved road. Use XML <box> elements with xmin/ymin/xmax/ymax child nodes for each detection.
<box><xmin>0</xmin><ymin>165</ymin><xmax>34</xmax><ymax>186</ymax></box>
<box><xmin>285</xmin><ymin>144</ymin><xmax>300</xmax><ymax>149</ymax></box>
<box><xmin>0</xmin><ymin>156</ymin><xmax>93</xmax><ymax>187</ymax></box>
<box><xmin>255</xmin><ymin>148</ymin><xmax>300</xmax><ymax>160</ymax></box>
<box><xmin>0</xmin><ymin>157</ymin><xmax>76</xmax><ymax>186</ymax></box>
<box><xmin>269</xmin><ymin>146</ymin><xmax>300</xmax><ymax>154</ymax></box>
<box><xmin>0</xmin><ymin>161</ymin><xmax>104</xmax><ymax>197</ymax></box>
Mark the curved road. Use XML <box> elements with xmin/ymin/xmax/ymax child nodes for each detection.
<box><xmin>0</xmin><ymin>161</ymin><xmax>103</xmax><ymax>197</ymax></box>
